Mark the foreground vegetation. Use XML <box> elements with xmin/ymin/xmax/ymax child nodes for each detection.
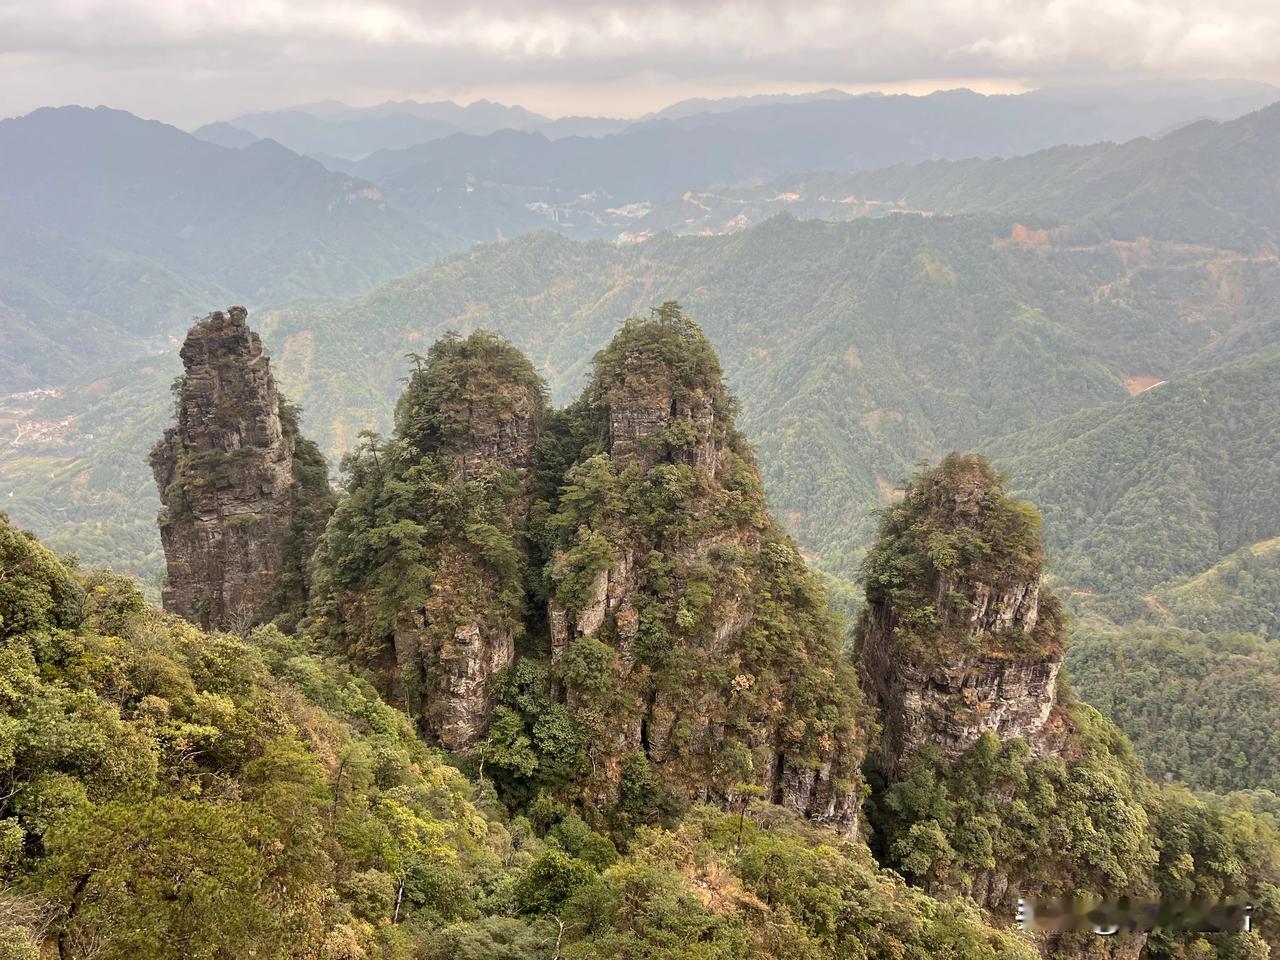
<box><xmin>1</xmin><ymin>511</ymin><xmax>1051</xmax><ymax>959</ymax></box>
<box><xmin>4</xmin><ymin>500</ymin><xmax>1278</xmax><ymax>957</ymax></box>
<box><xmin>3</xmin><ymin>313</ymin><xmax>1278</xmax><ymax>958</ymax></box>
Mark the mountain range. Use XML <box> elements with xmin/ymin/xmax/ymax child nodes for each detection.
<box><xmin>193</xmin><ymin>79</ymin><xmax>1279</xmax><ymax>163</ymax></box>
<box><xmin>0</xmin><ymin>106</ymin><xmax>447</xmax><ymax>387</ymax></box>
<box><xmin>5</xmin><ymin>79</ymin><xmax>1280</xmax><ymax>955</ymax></box>
<box><xmin>5</xmin><ymin>82</ymin><xmax>1280</xmax><ymax>623</ymax></box>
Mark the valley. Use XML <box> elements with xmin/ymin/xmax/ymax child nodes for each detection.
<box><xmin>2</xmin><ymin>67</ymin><xmax>1280</xmax><ymax>959</ymax></box>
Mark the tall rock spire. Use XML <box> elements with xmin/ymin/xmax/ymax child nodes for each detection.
<box><xmin>543</xmin><ymin>304</ymin><xmax>866</xmax><ymax>831</ymax></box>
<box><xmin>857</xmin><ymin>453</ymin><xmax>1069</xmax><ymax>777</ymax></box>
<box><xmin>150</xmin><ymin>307</ymin><xmax>331</xmax><ymax>631</ymax></box>
<box><xmin>309</xmin><ymin>331</ymin><xmax>546</xmax><ymax>752</ymax></box>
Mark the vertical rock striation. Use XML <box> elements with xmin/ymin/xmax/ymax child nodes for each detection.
<box><xmin>310</xmin><ymin>332</ymin><xmax>545</xmax><ymax>753</ymax></box>
<box><xmin>544</xmin><ymin>304</ymin><xmax>865</xmax><ymax>831</ymax></box>
<box><xmin>857</xmin><ymin>453</ymin><xmax>1069</xmax><ymax>777</ymax></box>
<box><xmin>151</xmin><ymin>307</ymin><xmax>331</xmax><ymax>631</ymax></box>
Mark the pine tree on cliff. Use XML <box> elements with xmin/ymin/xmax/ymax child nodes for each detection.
<box><xmin>151</xmin><ymin>306</ymin><xmax>333</xmax><ymax>633</ymax></box>
<box><xmin>308</xmin><ymin>331</ymin><xmax>547</xmax><ymax>752</ymax></box>
<box><xmin>497</xmin><ymin>302</ymin><xmax>868</xmax><ymax>832</ymax></box>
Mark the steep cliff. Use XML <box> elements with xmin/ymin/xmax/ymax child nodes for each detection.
<box><xmin>857</xmin><ymin>453</ymin><xmax>1069</xmax><ymax>776</ymax></box>
<box><xmin>859</xmin><ymin>455</ymin><xmax>1156</xmax><ymax>959</ymax></box>
<box><xmin>150</xmin><ymin>307</ymin><xmax>332</xmax><ymax>631</ymax></box>
<box><xmin>535</xmin><ymin>304</ymin><xmax>865</xmax><ymax>831</ymax></box>
<box><xmin>309</xmin><ymin>332</ymin><xmax>546</xmax><ymax>752</ymax></box>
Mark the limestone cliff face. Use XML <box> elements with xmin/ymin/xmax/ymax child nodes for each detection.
<box><xmin>605</xmin><ymin>343</ymin><xmax>719</xmax><ymax>474</ymax></box>
<box><xmin>393</xmin><ymin>548</ymin><xmax>519</xmax><ymax>753</ymax></box>
<box><xmin>393</xmin><ymin>339</ymin><xmax>542</xmax><ymax>752</ymax></box>
<box><xmin>151</xmin><ymin>307</ymin><xmax>331</xmax><ymax>632</ymax></box>
<box><xmin>859</xmin><ymin>582</ymin><xmax>1066</xmax><ymax>779</ymax></box>
<box><xmin>311</xmin><ymin>332</ymin><xmax>545</xmax><ymax>753</ymax></box>
<box><xmin>545</xmin><ymin>309</ymin><xmax>864</xmax><ymax>832</ymax></box>
<box><xmin>856</xmin><ymin>454</ymin><xmax>1069</xmax><ymax>777</ymax></box>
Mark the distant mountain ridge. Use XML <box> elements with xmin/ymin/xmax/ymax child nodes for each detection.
<box><xmin>321</xmin><ymin>84</ymin><xmax>1280</xmax><ymax>244</ymax></box>
<box><xmin>0</xmin><ymin>105</ymin><xmax>449</xmax><ymax>387</ymax></box>
<box><xmin>196</xmin><ymin>98</ymin><xmax>554</xmax><ymax>158</ymax></box>
<box><xmin>7</xmin><ymin>82</ymin><xmax>1280</xmax><ymax>623</ymax></box>
<box><xmin>625</xmin><ymin>97</ymin><xmax>1280</xmax><ymax>247</ymax></box>
<box><xmin>783</xmin><ymin>101</ymin><xmax>1280</xmax><ymax>250</ymax></box>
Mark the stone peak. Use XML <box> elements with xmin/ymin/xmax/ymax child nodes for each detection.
<box><xmin>393</xmin><ymin>330</ymin><xmax>546</xmax><ymax>479</ymax></box>
<box><xmin>179</xmin><ymin>306</ymin><xmax>263</xmax><ymax>369</ymax></box>
<box><xmin>592</xmin><ymin>304</ymin><xmax>732</xmax><ymax>472</ymax></box>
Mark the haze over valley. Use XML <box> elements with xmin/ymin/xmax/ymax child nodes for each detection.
<box><xmin>3</xmin><ymin>3</ymin><xmax>1280</xmax><ymax>956</ymax></box>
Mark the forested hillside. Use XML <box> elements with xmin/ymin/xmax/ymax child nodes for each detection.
<box><xmin>992</xmin><ymin>348</ymin><xmax>1280</xmax><ymax>616</ymax></box>
<box><xmin>9</xmin><ymin>212</ymin><xmax>1280</xmax><ymax>608</ymax></box>
<box><xmin>1067</xmin><ymin>625</ymin><xmax>1280</xmax><ymax>794</ymax></box>
<box><xmin>1154</xmin><ymin>538</ymin><xmax>1280</xmax><ymax>639</ymax></box>
<box><xmin>634</xmin><ymin>98</ymin><xmax>1280</xmax><ymax>248</ymax></box>
<box><xmin>0</xmin><ymin>511</ymin><xmax>1057</xmax><ymax>959</ymax></box>
<box><xmin>0</xmin><ymin>107</ymin><xmax>447</xmax><ymax>387</ymax></box>
<box><xmin>797</xmin><ymin>101</ymin><xmax>1280</xmax><ymax>250</ymax></box>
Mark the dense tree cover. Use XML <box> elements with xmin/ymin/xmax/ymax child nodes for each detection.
<box><xmin>994</xmin><ymin>349</ymin><xmax>1280</xmax><ymax>615</ymax></box>
<box><xmin>869</xmin><ymin>717</ymin><xmax>1156</xmax><ymax>903</ymax></box>
<box><xmin>0</xmin><ymin>510</ymin><xmax>1060</xmax><ymax>958</ymax></box>
<box><xmin>0</xmin><ymin>511</ymin><xmax>513</xmax><ymax>957</ymax></box>
<box><xmin>1067</xmin><ymin>624</ymin><xmax>1280</xmax><ymax>794</ymax></box>
<box><xmin>1152</xmin><ymin>539</ymin><xmax>1280</xmax><ymax>640</ymax></box>
<box><xmin>868</xmin><ymin>720</ymin><xmax>1280</xmax><ymax>960</ymax></box>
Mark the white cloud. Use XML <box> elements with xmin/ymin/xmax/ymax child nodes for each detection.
<box><xmin>1</xmin><ymin>0</ymin><xmax>1278</xmax><ymax>124</ymax></box>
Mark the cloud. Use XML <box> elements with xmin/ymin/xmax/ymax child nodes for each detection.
<box><xmin>2</xmin><ymin>0</ymin><xmax>1279</xmax><ymax>124</ymax></box>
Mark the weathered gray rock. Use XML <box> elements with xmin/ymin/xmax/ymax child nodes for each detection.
<box><xmin>860</xmin><ymin>591</ymin><xmax>1067</xmax><ymax>779</ymax></box>
<box><xmin>606</xmin><ymin>347</ymin><xmax>719</xmax><ymax>473</ymax></box>
<box><xmin>393</xmin><ymin>548</ymin><xmax>519</xmax><ymax>753</ymax></box>
<box><xmin>858</xmin><ymin>455</ymin><xmax>1069</xmax><ymax>778</ymax></box>
<box><xmin>151</xmin><ymin>307</ymin><xmax>324</xmax><ymax>631</ymax></box>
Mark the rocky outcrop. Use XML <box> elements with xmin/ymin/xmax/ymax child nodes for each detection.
<box><xmin>605</xmin><ymin>345</ymin><xmax>718</xmax><ymax>474</ymax></box>
<box><xmin>151</xmin><ymin>307</ymin><xmax>330</xmax><ymax>631</ymax></box>
<box><xmin>857</xmin><ymin>453</ymin><xmax>1069</xmax><ymax>776</ymax></box>
<box><xmin>547</xmin><ymin>307</ymin><xmax>864</xmax><ymax>832</ymax></box>
<box><xmin>393</xmin><ymin>548</ymin><xmax>519</xmax><ymax>753</ymax></box>
<box><xmin>455</xmin><ymin>378</ymin><xmax>542</xmax><ymax>481</ymax></box>
<box><xmin>857</xmin><ymin>455</ymin><xmax>1150</xmax><ymax>960</ymax></box>
<box><xmin>860</xmin><ymin>589</ymin><xmax>1067</xmax><ymax>779</ymax></box>
<box><xmin>314</xmin><ymin>332</ymin><xmax>544</xmax><ymax>753</ymax></box>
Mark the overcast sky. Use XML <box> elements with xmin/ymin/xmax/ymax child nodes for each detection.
<box><xmin>3</xmin><ymin>0</ymin><xmax>1279</xmax><ymax>127</ymax></box>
